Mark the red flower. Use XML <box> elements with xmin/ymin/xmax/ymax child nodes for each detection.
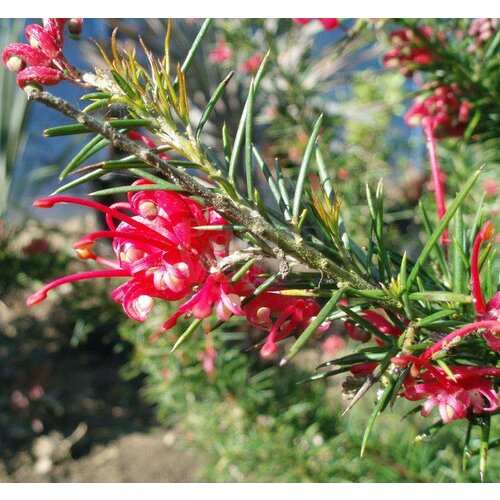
<box><xmin>383</xmin><ymin>26</ymin><xmax>438</xmax><ymax>77</ymax></box>
<box><xmin>293</xmin><ymin>18</ymin><xmax>340</xmax><ymax>31</ymax></box>
<box><xmin>2</xmin><ymin>18</ymin><xmax>83</xmax><ymax>90</ymax></box>
<box><xmin>405</xmin><ymin>85</ymin><xmax>471</xmax><ymax>139</ymax></box>
<box><xmin>243</xmin><ymin>291</ymin><xmax>330</xmax><ymax>358</ymax></box>
<box><xmin>17</xmin><ymin>66</ymin><xmax>62</xmax><ymax>89</ymax></box>
<box><xmin>394</xmin><ymin>356</ymin><xmax>500</xmax><ymax>423</ymax></box>
<box><xmin>27</xmin><ymin>181</ymin><xmax>232</xmax><ymax>327</ymax></box>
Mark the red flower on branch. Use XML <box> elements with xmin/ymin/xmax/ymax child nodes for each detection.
<box><xmin>393</xmin><ymin>356</ymin><xmax>500</xmax><ymax>423</ymax></box>
<box><xmin>2</xmin><ymin>18</ymin><xmax>83</xmax><ymax>90</ymax></box>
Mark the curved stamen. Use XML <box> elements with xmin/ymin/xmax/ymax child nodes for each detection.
<box><xmin>471</xmin><ymin>221</ymin><xmax>494</xmax><ymax>314</ymax></box>
<box><xmin>26</xmin><ymin>269</ymin><xmax>130</xmax><ymax>305</ymax></box>
<box><xmin>420</xmin><ymin>320</ymin><xmax>500</xmax><ymax>361</ymax></box>
<box><xmin>106</xmin><ymin>202</ymin><xmax>132</xmax><ymax>231</ymax></box>
<box><xmin>33</xmin><ymin>196</ymin><xmax>168</xmax><ymax>242</ymax></box>
<box><xmin>73</xmin><ymin>230</ymin><xmax>175</xmax><ymax>253</ymax></box>
<box><xmin>423</xmin><ymin>118</ymin><xmax>449</xmax><ymax>249</ymax></box>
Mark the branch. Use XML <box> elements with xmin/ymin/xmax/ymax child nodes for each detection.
<box><xmin>28</xmin><ymin>90</ymin><xmax>395</xmax><ymax>304</ymax></box>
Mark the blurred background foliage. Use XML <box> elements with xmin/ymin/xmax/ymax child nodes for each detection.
<box><xmin>0</xmin><ymin>18</ymin><xmax>498</xmax><ymax>482</ymax></box>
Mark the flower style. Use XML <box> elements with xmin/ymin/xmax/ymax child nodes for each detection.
<box><xmin>394</xmin><ymin>356</ymin><xmax>500</xmax><ymax>423</ymax></box>
<box><xmin>383</xmin><ymin>26</ymin><xmax>438</xmax><ymax>77</ymax></box>
<box><xmin>405</xmin><ymin>85</ymin><xmax>472</xmax><ymax>139</ymax></box>
<box><xmin>470</xmin><ymin>221</ymin><xmax>500</xmax><ymax>351</ymax></box>
<box><xmin>2</xmin><ymin>18</ymin><xmax>83</xmax><ymax>91</ymax></box>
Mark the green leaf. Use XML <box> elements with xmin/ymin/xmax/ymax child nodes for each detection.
<box><xmin>407</xmin><ymin>169</ymin><xmax>481</xmax><ymax>290</ymax></box>
<box><xmin>253</xmin><ymin>146</ymin><xmax>291</xmax><ymax>220</ymax></box>
<box><xmin>281</xmin><ymin>288</ymin><xmax>345</xmax><ymax>364</ymax></box>
<box><xmin>360</xmin><ymin>375</ymin><xmax>398</xmax><ymax>458</ymax></box>
<box><xmin>418</xmin><ymin>200</ymin><xmax>450</xmax><ymax>283</ymax></box>
<box><xmin>170</xmin><ymin>319</ymin><xmax>203</xmax><ymax>352</ymax></box>
<box><xmin>292</xmin><ymin>114</ymin><xmax>323</xmax><ymax>223</ymax></box>
<box><xmin>44</xmin><ymin>119</ymin><xmax>152</xmax><ymax>137</ymax></box>
<box><xmin>174</xmin><ymin>18</ymin><xmax>213</xmax><ymax>89</ymax></box>
<box><xmin>90</xmin><ymin>181</ymin><xmax>183</xmax><ymax>196</ymax></box>
<box><xmin>452</xmin><ymin>207</ymin><xmax>466</xmax><ymax>295</ymax></box>
<box><xmin>228</xmin><ymin>54</ymin><xmax>270</xmax><ymax>185</ymax></box>
<box><xmin>59</xmin><ymin>135</ymin><xmax>109</xmax><ymax>180</ymax></box>
<box><xmin>245</xmin><ymin>80</ymin><xmax>255</xmax><ymax>202</ymax></box>
<box><xmin>415</xmin><ymin>309</ymin><xmax>455</xmax><ymax>328</ymax></box>
<box><xmin>400</xmin><ymin>252</ymin><xmax>412</xmax><ymax>319</ymax></box>
<box><xmin>408</xmin><ymin>291</ymin><xmax>472</xmax><ymax>303</ymax></box>
<box><xmin>52</xmin><ymin>168</ymin><xmax>108</xmax><ymax>195</ymax></box>
<box><xmin>196</xmin><ymin>71</ymin><xmax>234</xmax><ymax>140</ymax></box>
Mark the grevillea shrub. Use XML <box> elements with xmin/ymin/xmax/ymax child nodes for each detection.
<box><xmin>3</xmin><ymin>18</ymin><xmax>499</xmax><ymax>480</ymax></box>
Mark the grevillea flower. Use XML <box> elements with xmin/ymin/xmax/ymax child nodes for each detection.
<box><xmin>405</xmin><ymin>85</ymin><xmax>472</xmax><ymax>139</ymax></box>
<box><xmin>383</xmin><ymin>27</ymin><xmax>438</xmax><ymax>77</ymax></box>
<box><xmin>27</xmin><ymin>180</ymin><xmax>332</xmax><ymax>358</ymax></box>
<box><xmin>16</xmin><ymin>66</ymin><xmax>63</xmax><ymax>90</ymax></box>
<box><xmin>2</xmin><ymin>18</ymin><xmax>83</xmax><ymax>90</ymax></box>
<box><xmin>393</xmin><ymin>356</ymin><xmax>500</xmax><ymax>423</ymax></box>
<box><xmin>27</xmin><ymin>181</ymin><xmax>232</xmax><ymax>325</ymax></box>
<box><xmin>243</xmin><ymin>290</ymin><xmax>330</xmax><ymax>358</ymax></box>
<box><xmin>209</xmin><ymin>37</ymin><xmax>233</xmax><ymax>64</ymax></box>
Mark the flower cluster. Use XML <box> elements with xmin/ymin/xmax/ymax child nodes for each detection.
<box><xmin>405</xmin><ymin>85</ymin><xmax>472</xmax><ymax>138</ymax></box>
<box><xmin>467</xmin><ymin>18</ymin><xmax>498</xmax><ymax>53</ymax></box>
<box><xmin>394</xmin><ymin>356</ymin><xmax>500</xmax><ymax>423</ymax></box>
<box><xmin>27</xmin><ymin>181</ymin><xmax>330</xmax><ymax>359</ymax></box>
<box><xmin>2</xmin><ymin>18</ymin><xmax>83</xmax><ymax>91</ymax></box>
<box><xmin>382</xmin><ymin>26</ymin><xmax>437</xmax><ymax>77</ymax></box>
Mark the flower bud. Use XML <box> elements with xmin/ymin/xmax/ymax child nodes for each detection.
<box><xmin>2</xmin><ymin>43</ymin><xmax>51</xmax><ymax>72</ymax></box>
<box><xmin>68</xmin><ymin>18</ymin><xmax>83</xmax><ymax>39</ymax></box>
<box><xmin>17</xmin><ymin>66</ymin><xmax>62</xmax><ymax>90</ymax></box>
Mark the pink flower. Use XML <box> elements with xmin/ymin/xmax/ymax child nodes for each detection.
<box><xmin>469</xmin><ymin>221</ymin><xmax>500</xmax><ymax>351</ymax></box>
<box><xmin>394</xmin><ymin>356</ymin><xmax>500</xmax><ymax>423</ymax></box>
<box><xmin>2</xmin><ymin>42</ymin><xmax>51</xmax><ymax>72</ymax></box>
<box><xmin>321</xmin><ymin>334</ymin><xmax>346</xmax><ymax>356</ymax></box>
<box><xmin>468</xmin><ymin>18</ymin><xmax>498</xmax><ymax>52</ymax></box>
<box><xmin>2</xmin><ymin>18</ymin><xmax>83</xmax><ymax>90</ymax></box>
<box><xmin>240</xmin><ymin>53</ymin><xmax>265</xmax><ymax>74</ymax></box>
<box><xmin>405</xmin><ymin>85</ymin><xmax>472</xmax><ymax>139</ymax></box>
<box><xmin>17</xmin><ymin>66</ymin><xmax>63</xmax><ymax>90</ymax></box>
<box><xmin>293</xmin><ymin>18</ymin><xmax>340</xmax><ymax>31</ymax></box>
<box><xmin>209</xmin><ymin>37</ymin><xmax>233</xmax><ymax>64</ymax></box>
<box><xmin>482</xmin><ymin>179</ymin><xmax>499</xmax><ymax>198</ymax></box>
<box><xmin>383</xmin><ymin>26</ymin><xmax>438</xmax><ymax>77</ymax></box>
<box><xmin>243</xmin><ymin>291</ymin><xmax>330</xmax><ymax>358</ymax></box>
<box><xmin>27</xmin><ymin>181</ymin><xmax>233</xmax><ymax>330</ymax></box>
<box><xmin>318</xmin><ymin>19</ymin><xmax>339</xmax><ymax>30</ymax></box>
